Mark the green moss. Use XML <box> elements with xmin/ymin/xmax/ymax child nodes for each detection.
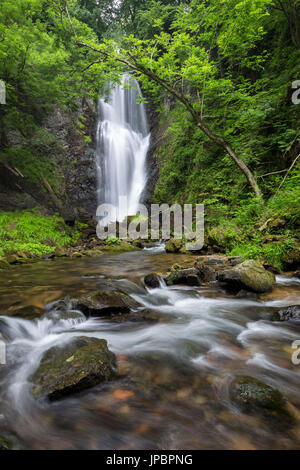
<box><xmin>0</xmin><ymin>209</ymin><xmax>83</xmax><ymax>258</ymax></box>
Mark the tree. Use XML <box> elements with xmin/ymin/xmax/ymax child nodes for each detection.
<box><xmin>67</xmin><ymin>0</ymin><xmax>277</xmax><ymax>198</ymax></box>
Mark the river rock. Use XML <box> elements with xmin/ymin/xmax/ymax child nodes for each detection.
<box><xmin>165</xmin><ymin>268</ymin><xmax>200</xmax><ymax>286</ymax></box>
<box><xmin>194</xmin><ymin>262</ymin><xmax>217</xmax><ymax>282</ymax></box>
<box><xmin>217</xmin><ymin>259</ymin><xmax>275</xmax><ymax>293</ymax></box>
<box><xmin>144</xmin><ymin>273</ymin><xmax>161</xmax><ymax>288</ymax></box>
<box><xmin>165</xmin><ymin>238</ymin><xmax>184</xmax><ymax>253</ymax></box>
<box><xmin>271</xmin><ymin>305</ymin><xmax>300</xmax><ymax>322</ymax></box>
<box><xmin>72</xmin><ymin>289</ymin><xmax>141</xmax><ymax>316</ymax></box>
<box><xmin>230</xmin><ymin>375</ymin><xmax>293</xmax><ymax>427</ymax></box>
<box><xmin>31</xmin><ymin>336</ymin><xmax>116</xmax><ymax>400</ymax></box>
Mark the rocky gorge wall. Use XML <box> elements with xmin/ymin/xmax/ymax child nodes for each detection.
<box><xmin>0</xmin><ymin>94</ymin><xmax>160</xmax><ymax>221</ymax></box>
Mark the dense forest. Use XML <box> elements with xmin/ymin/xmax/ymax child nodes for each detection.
<box><xmin>0</xmin><ymin>0</ymin><xmax>299</xmax><ymax>266</ymax></box>
<box><xmin>1</xmin><ymin>0</ymin><xmax>300</xmax><ymax>452</ymax></box>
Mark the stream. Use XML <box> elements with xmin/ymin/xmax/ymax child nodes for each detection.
<box><xmin>0</xmin><ymin>247</ymin><xmax>300</xmax><ymax>450</ymax></box>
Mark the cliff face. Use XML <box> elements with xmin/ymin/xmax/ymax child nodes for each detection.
<box><xmin>0</xmin><ymin>95</ymin><xmax>160</xmax><ymax>220</ymax></box>
<box><xmin>0</xmin><ymin>98</ymin><xmax>98</xmax><ymax>219</ymax></box>
<box><xmin>140</xmin><ymin>98</ymin><xmax>160</xmax><ymax>207</ymax></box>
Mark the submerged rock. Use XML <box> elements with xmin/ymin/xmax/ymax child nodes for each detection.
<box><xmin>72</xmin><ymin>289</ymin><xmax>141</xmax><ymax>316</ymax></box>
<box><xmin>230</xmin><ymin>375</ymin><xmax>293</xmax><ymax>427</ymax></box>
<box><xmin>271</xmin><ymin>305</ymin><xmax>300</xmax><ymax>322</ymax></box>
<box><xmin>217</xmin><ymin>259</ymin><xmax>275</xmax><ymax>293</ymax></box>
<box><xmin>31</xmin><ymin>336</ymin><xmax>116</xmax><ymax>400</ymax></box>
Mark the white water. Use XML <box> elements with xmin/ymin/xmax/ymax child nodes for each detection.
<box><xmin>96</xmin><ymin>74</ymin><xmax>150</xmax><ymax>224</ymax></box>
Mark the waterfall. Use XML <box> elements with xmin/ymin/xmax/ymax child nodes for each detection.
<box><xmin>96</xmin><ymin>73</ymin><xmax>150</xmax><ymax>224</ymax></box>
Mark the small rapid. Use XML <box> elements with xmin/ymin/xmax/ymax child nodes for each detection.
<box><xmin>0</xmin><ymin>251</ymin><xmax>299</xmax><ymax>449</ymax></box>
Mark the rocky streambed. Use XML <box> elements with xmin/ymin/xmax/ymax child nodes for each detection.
<box><xmin>0</xmin><ymin>246</ymin><xmax>299</xmax><ymax>450</ymax></box>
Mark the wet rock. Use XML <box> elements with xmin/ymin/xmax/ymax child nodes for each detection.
<box><xmin>263</xmin><ymin>264</ymin><xmax>281</xmax><ymax>275</ymax></box>
<box><xmin>293</xmin><ymin>271</ymin><xmax>300</xmax><ymax>279</ymax></box>
<box><xmin>31</xmin><ymin>336</ymin><xmax>116</xmax><ymax>400</ymax></box>
<box><xmin>227</xmin><ymin>256</ymin><xmax>244</xmax><ymax>266</ymax></box>
<box><xmin>144</xmin><ymin>273</ymin><xmax>161</xmax><ymax>288</ymax></box>
<box><xmin>102</xmin><ymin>241</ymin><xmax>139</xmax><ymax>253</ymax></box>
<box><xmin>72</xmin><ymin>290</ymin><xmax>141</xmax><ymax>316</ymax></box>
<box><xmin>166</xmin><ymin>268</ymin><xmax>200</xmax><ymax>286</ymax></box>
<box><xmin>197</xmin><ymin>255</ymin><xmax>227</xmax><ymax>266</ymax></box>
<box><xmin>230</xmin><ymin>376</ymin><xmax>294</xmax><ymax>428</ymax></box>
<box><xmin>8</xmin><ymin>305</ymin><xmax>44</xmax><ymax>320</ymax></box>
<box><xmin>194</xmin><ymin>262</ymin><xmax>216</xmax><ymax>282</ymax></box>
<box><xmin>282</xmin><ymin>248</ymin><xmax>300</xmax><ymax>271</ymax></box>
<box><xmin>271</xmin><ymin>305</ymin><xmax>300</xmax><ymax>322</ymax></box>
<box><xmin>217</xmin><ymin>259</ymin><xmax>275</xmax><ymax>293</ymax></box>
<box><xmin>165</xmin><ymin>238</ymin><xmax>183</xmax><ymax>253</ymax></box>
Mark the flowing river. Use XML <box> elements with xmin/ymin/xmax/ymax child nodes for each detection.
<box><xmin>0</xmin><ymin>247</ymin><xmax>299</xmax><ymax>450</ymax></box>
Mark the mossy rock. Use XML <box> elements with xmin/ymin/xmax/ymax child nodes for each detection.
<box><xmin>217</xmin><ymin>259</ymin><xmax>275</xmax><ymax>293</ymax></box>
<box><xmin>102</xmin><ymin>241</ymin><xmax>139</xmax><ymax>253</ymax></box>
<box><xmin>230</xmin><ymin>375</ymin><xmax>294</xmax><ymax>428</ymax></box>
<box><xmin>31</xmin><ymin>336</ymin><xmax>116</xmax><ymax>401</ymax></box>
<box><xmin>165</xmin><ymin>238</ymin><xmax>184</xmax><ymax>253</ymax></box>
<box><xmin>165</xmin><ymin>268</ymin><xmax>200</xmax><ymax>286</ymax></box>
<box><xmin>72</xmin><ymin>289</ymin><xmax>141</xmax><ymax>316</ymax></box>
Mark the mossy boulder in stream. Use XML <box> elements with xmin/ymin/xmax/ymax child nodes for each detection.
<box><xmin>230</xmin><ymin>376</ymin><xmax>294</xmax><ymax>428</ymax></box>
<box><xmin>31</xmin><ymin>337</ymin><xmax>116</xmax><ymax>401</ymax></box>
<box><xmin>165</xmin><ymin>268</ymin><xmax>200</xmax><ymax>286</ymax></box>
<box><xmin>217</xmin><ymin>259</ymin><xmax>275</xmax><ymax>293</ymax></box>
<box><xmin>165</xmin><ymin>238</ymin><xmax>184</xmax><ymax>253</ymax></box>
<box><xmin>72</xmin><ymin>289</ymin><xmax>141</xmax><ymax>316</ymax></box>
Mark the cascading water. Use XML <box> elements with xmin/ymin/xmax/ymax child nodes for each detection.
<box><xmin>96</xmin><ymin>73</ymin><xmax>150</xmax><ymax>224</ymax></box>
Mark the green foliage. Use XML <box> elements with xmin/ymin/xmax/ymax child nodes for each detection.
<box><xmin>106</xmin><ymin>235</ymin><xmax>121</xmax><ymax>246</ymax></box>
<box><xmin>0</xmin><ymin>209</ymin><xmax>82</xmax><ymax>257</ymax></box>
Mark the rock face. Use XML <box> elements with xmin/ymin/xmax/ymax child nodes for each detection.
<box><xmin>271</xmin><ymin>305</ymin><xmax>300</xmax><ymax>322</ymax></box>
<box><xmin>31</xmin><ymin>337</ymin><xmax>116</xmax><ymax>400</ymax></box>
<box><xmin>72</xmin><ymin>290</ymin><xmax>141</xmax><ymax>316</ymax></box>
<box><xmin>230</xmin><ymin>376</ymin><xmax>293</xmax><ymax>427</ymax></box>
<box><xmin>217</xmin><ymin>259</ymin><xmax>275</xmax><ymax>293</ymax></box>
<box><xmin>0</xmin><ymin>99</ymin><xmax>97</xmax><ymax>218</ymax></box>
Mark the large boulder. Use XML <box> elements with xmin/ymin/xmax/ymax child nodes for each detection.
<box><xmin>217</xmin><ymin>259</ymin><xmax>275</xmax><ymax>293</ymax></box>
<box><xmin>230</xmin><ymin>375</ymin><xmax>293</xmax><ymax>427</ymax></box>
<box><xmin>31</xmin><ymin>336</ymin><xmax>116</xmax><ymax>401</ymax></box>
<box><xmin>271</xmin><ymin>305</ymin><xmax>300</xmax><ymax>322</ymax></box>
<box><xmin>72</xmin><ymin>289</ymin><xmax>141</xmax><ymax>316</ymax></box>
